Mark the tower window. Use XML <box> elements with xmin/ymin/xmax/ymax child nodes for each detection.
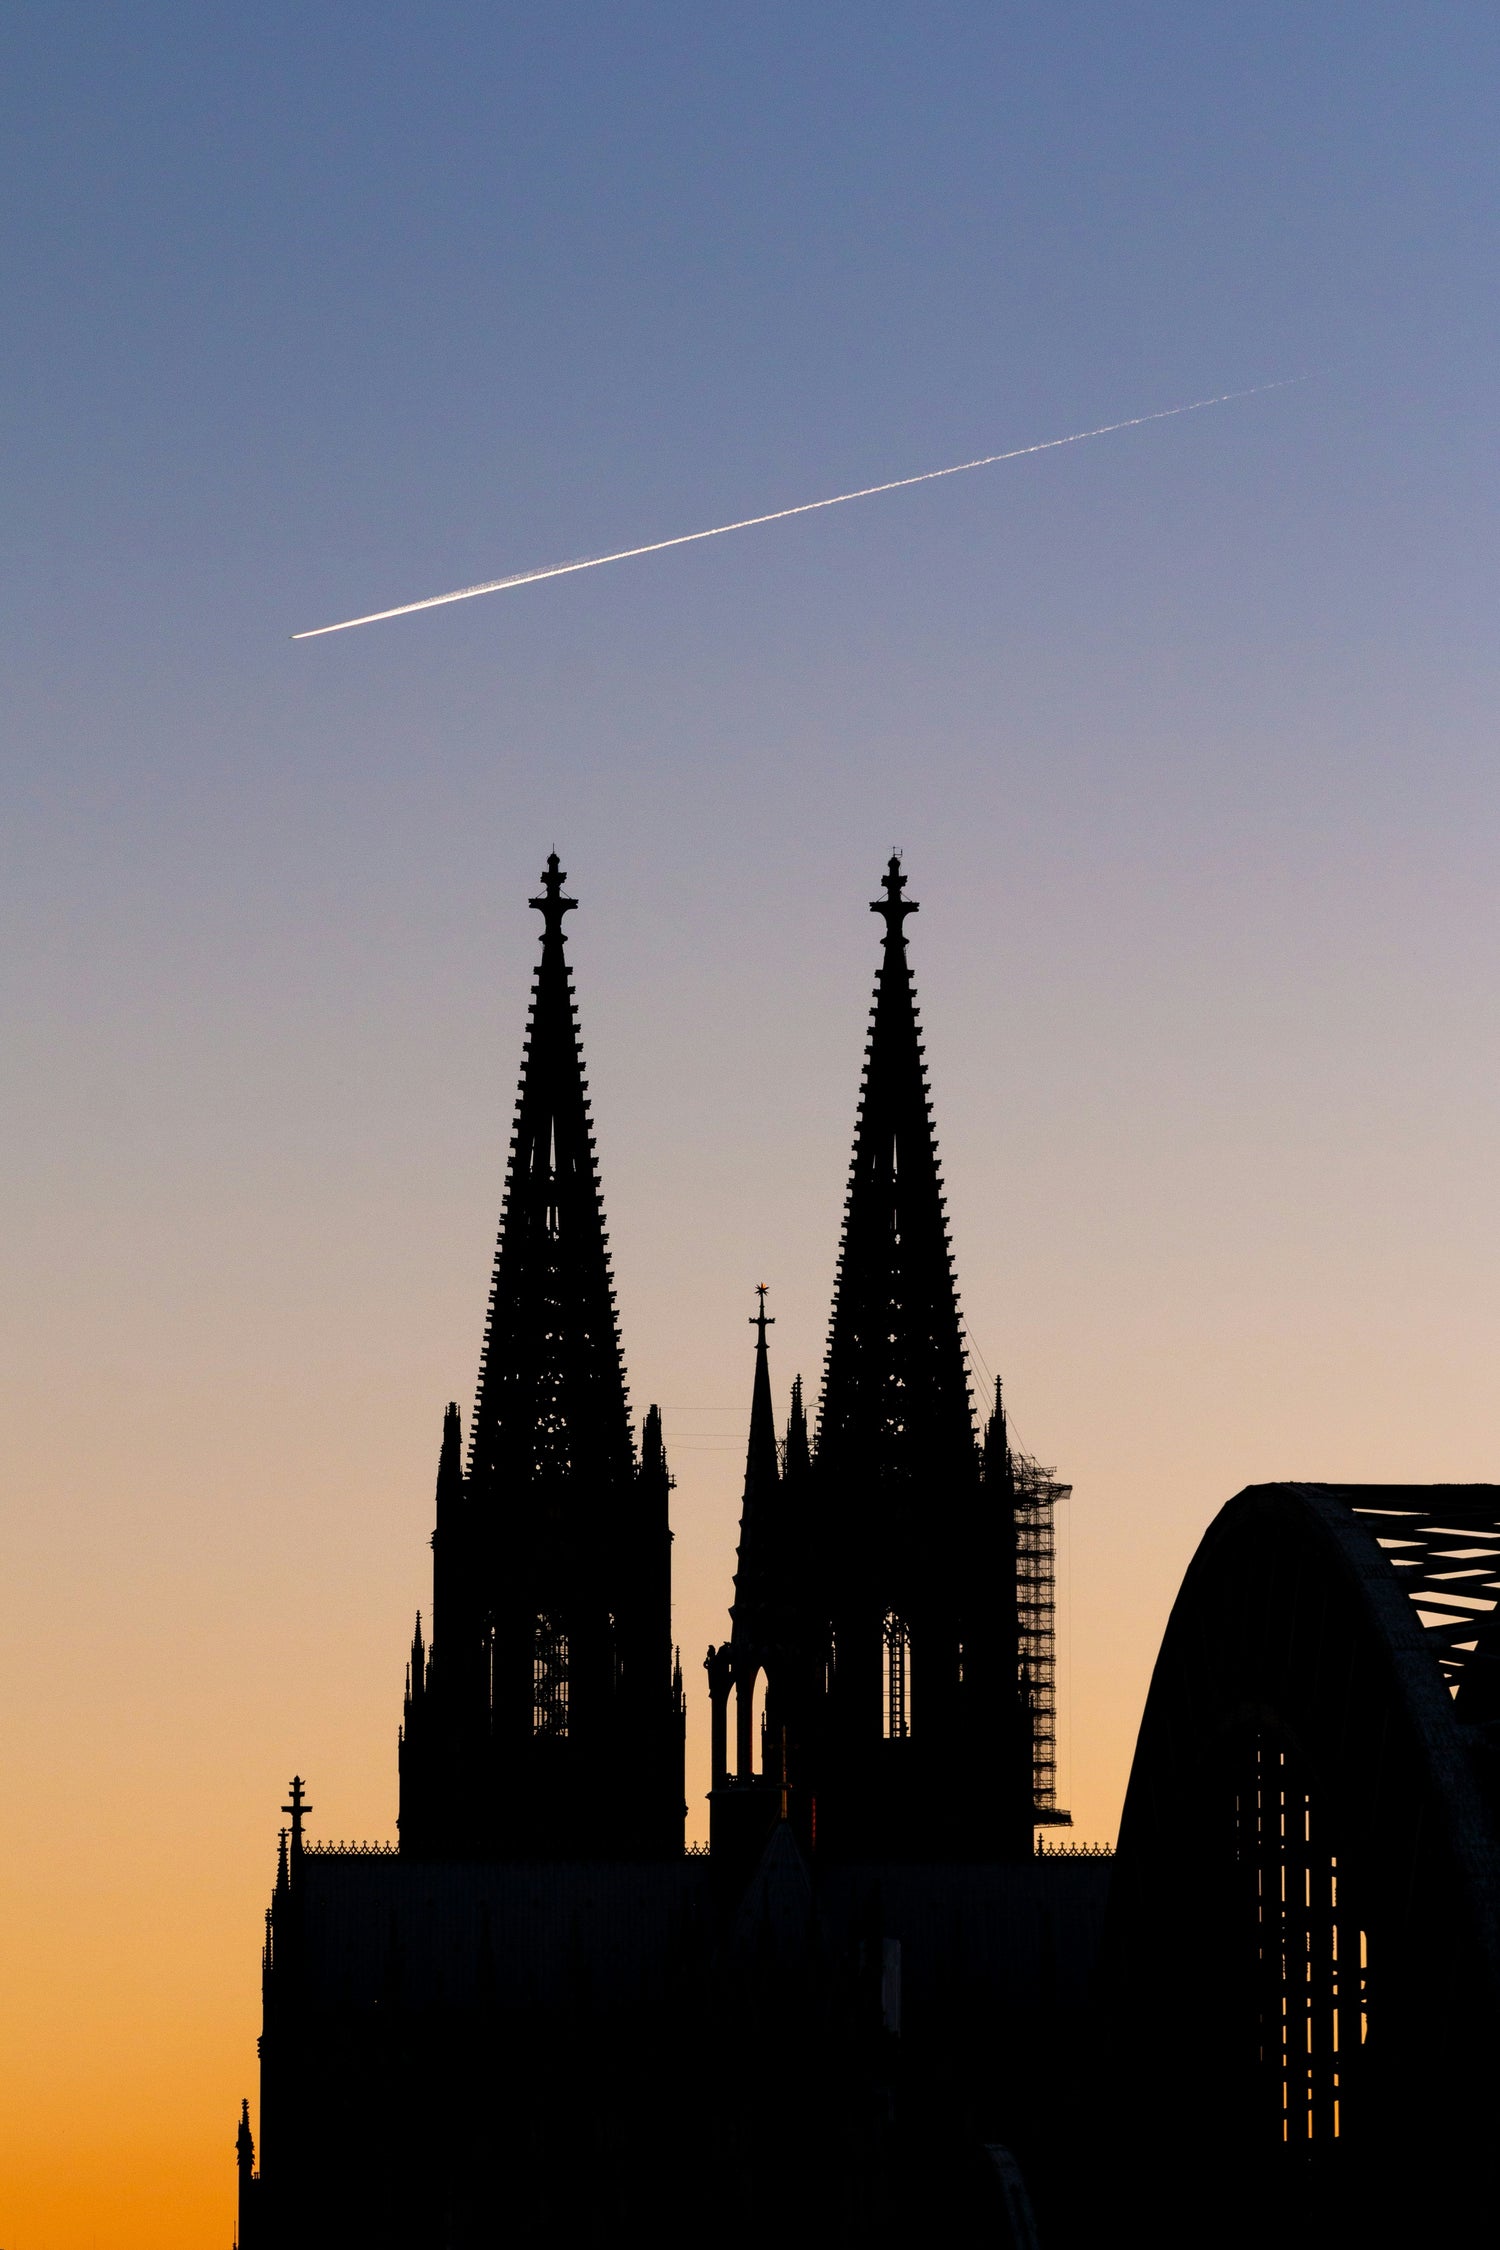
<box><xmin>533</xmin><ymin>1613</ymin><xmax>570</xmax><ymax>1738</ymax></box>
<box><xmin>882</xmin><ymin>1611</ymin><xmax>911</xmax><ymax>1740</ymax></box>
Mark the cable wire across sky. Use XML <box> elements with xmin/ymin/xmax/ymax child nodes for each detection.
<box><xmin>292</xmin><ymin>379</ymin><xmax>1299</xmax><ymax>639</ymax></box>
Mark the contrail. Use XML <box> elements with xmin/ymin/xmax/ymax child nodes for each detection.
<box><xmin>292</xmin><ymin>379</ymin><xmax>1298</xmax><ymax>639</ymax></box>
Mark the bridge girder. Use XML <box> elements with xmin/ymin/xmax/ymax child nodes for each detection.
<box><xmin>1104</xmin><ymin>1483</ymin><xmax>1500</xmax><ymax>2242</ymax></box>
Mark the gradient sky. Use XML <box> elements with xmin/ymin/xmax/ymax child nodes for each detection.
<box><xmin>5</xmin><ymin>6</ymin><xmax>1499</xmax><ymax>2243</ymax></box>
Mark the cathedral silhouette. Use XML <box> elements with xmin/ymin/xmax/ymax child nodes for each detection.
<box><xmin>233</xmin><ymin>854</ymin><xmax>1102</xmax><ymax>2248</ymax></box>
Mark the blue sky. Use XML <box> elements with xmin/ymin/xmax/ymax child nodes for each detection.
<box><xmin>3</xmin><ymin>15</ymin><xmax>1500</xmax><ymax>2229</ymax></box>
<box><xmin>7</xmin><ymin>0</ymin><xmax>1499</xmax><ymax>1754</ymax></box>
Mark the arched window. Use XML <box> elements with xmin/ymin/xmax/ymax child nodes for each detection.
<box><xmin>882</xmin><ymin>1610</ymin><xmax>911</xmax><ymax>1740</ymax></box>
<box><xmin>533</xmin><ymin>1613</ymin><xmax>570</xmax><ymax>1738</ymax></box>
<box><xmin>751</xmin><ymin>1669</ymin><xmax>768</xmax><ymax>1777</ymax></box>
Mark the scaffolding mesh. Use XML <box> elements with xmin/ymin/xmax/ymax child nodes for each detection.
<box><xmin>1013</xmin><ymin>1450</ymin><xmax>1072</xmax><ymax>1826</ymax></box>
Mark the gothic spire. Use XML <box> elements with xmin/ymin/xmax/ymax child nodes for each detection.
<box><xmin>467</xmin><ymin>854</ymin><xmax>633</xmax><ymax>1499</ymax></box>
<box><xmin>745</xmin><ymin>1286</ymin><xmax>780</xmax><ymax>1512</ymax></box>
<box><xmin>784</xmin><ymin>1374</ymin><xmax>810</xmax><ymax>1485</ymax></box>
<box><xmin>400</xmin><ymin>855</ymin><xmax>683</xmax><ymax>1861</ymax></box>
<box><xmin>983</xmin><ymin>1374</ymin><xmax>1013</xmax><ymax>1494</ymax></box>
<box><xmin>817</xmin><ymin>855</ymin><xmax>974</xmax><ymax>1490</ymax></box>
<box><xmin>732</xmin><ymin>1287</ymin><xmax>781</xmax><ymax>1624</ymax></box>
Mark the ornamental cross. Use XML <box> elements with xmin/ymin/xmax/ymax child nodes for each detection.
<box><xmin>871</xmin><ymin>852</ymin><xmax>919</xmax><ymax>934</ymax></box>
<box><xmin>530</xmin><ymin>851</ymin><xmax>578</xmax><ymax>939</ymax></box>
<box><xmin>281</xmin><ymin>1774</ymin><xmax>313</xmax><ymax>1851</ymax></box>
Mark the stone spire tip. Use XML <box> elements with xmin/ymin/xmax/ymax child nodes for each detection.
<box><xmin>529</xmin><ymin>851</ymin><xmax>578</xmax><ymax>939</ymax></box>
<box><xmin>870</xmin><ymin>851</ymin><xmax>918</xmax><ymax>934</ymax></box>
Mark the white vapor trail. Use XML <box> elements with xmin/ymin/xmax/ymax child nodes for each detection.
<box><xmin>292</xmin><ymin>380</ymin><xmax>1297</xmax><ymax>639</ymax></box>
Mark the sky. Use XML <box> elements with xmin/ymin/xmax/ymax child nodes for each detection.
<box><xmin>4</xmin><ymin>4</ymin><xmax>1499</xmax><ymax>2242</ymax></box>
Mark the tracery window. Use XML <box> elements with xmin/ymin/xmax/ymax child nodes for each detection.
<box><xmin>532</xmin><ymin>1612</ymin><xmax>570</xmax><ymax>1738</ymax></box>
<box><xmin>882</xmin><ymin>1610</ymin><xmax>911</xmax><ymax>1739</ymax></box>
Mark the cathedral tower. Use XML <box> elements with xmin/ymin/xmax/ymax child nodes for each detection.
<box><xmin>810</xmin><ymin>855</ymin><xmax>1032</xmax><ymax>1858</ymax></box>
<box><xmin>399</xmin><ymin>856</ymin><xmax>685</xmax><ymax>1858</ymax></box>
<box><xmin>714</xmin><ymin>858</ymin><xmax>1036</xmax><ymax>1869</ymax></box>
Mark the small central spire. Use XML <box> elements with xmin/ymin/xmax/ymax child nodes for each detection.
<box><xmin>529</xmin><ymin>851</ymin><xmax>578</xmax><ymax>941</ymax></box>
<box><xmin>871</xmin><ymin>852</ymin><xmax>918</xmax><ymax>938</ymax></box>
<box><xmin>732</xmin><ymin>1283</ymin><xmax>783</xmax><ymax>1627</ymax></box>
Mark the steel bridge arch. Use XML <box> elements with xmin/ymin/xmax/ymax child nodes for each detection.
<box><xmin>1104</xmin><ymin>1482</ymin><xmax>1500</xmax><ymax>2242</ymax></box>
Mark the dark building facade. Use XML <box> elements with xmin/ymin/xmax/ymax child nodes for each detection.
<box><xmin>235</xmin><ymin>856</ymin><xmax>1098</xmax><ymax>2250</ymax></box>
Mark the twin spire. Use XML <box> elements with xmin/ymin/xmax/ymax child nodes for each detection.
<box><xmin>737</xmin><ymin>851</ymin><xmax>972</xmax><ymax>1503</ymax></box>
<box><xmin>467</xmin><ymin>851</ymin><xmax>634</xmax><ymax>1500</ymax></box>
<box><xmin>709</xmin><ymin>854</ymin><xmax>1039</xmax><ymax>1865</ymax></box>
<box><xmin>399</xmin><ymin>854</ymin><xmax>684</xmax><ymax>1861</ymax></box>
<box><xmin>401</xmin><ymin>848</ymin><xmax>1030</xmax><ymax>1869</ymax></box>
<box><xmin>470</xmin><ymin>844</ymin><xmax>967</xmax><ymax>1522</ymax></box>
<box><xmin>471</xmin><ymin>843</ymin><xmax>965</xmax><ymax>1510</ymax></box>
<box><xmin>818</xmin><ymin>852</ymin><xmax>973</xmax><ymax>1492</ymax></box>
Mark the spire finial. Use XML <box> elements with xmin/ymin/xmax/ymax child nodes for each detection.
<box><xmin>751</xmin><ymin>1282</ymin><xmax>774</xmax><ymax>1347</ymax></box>
<box><xmin>282</xmin><ymin>1775</ymin><xmax>312</xmax><ymax>1855</ymax></box>
<box><xmin>529</xmin><ymin>851</ymin><xmax>578</xmax><ymax>941</ymax></box>
<box><xmin>871</xmin><ymin>851</ymin><xmax>918</xmax><ymax>936</ymax></box>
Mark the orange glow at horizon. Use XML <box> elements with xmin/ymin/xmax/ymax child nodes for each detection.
<box><xmin>9</xmin><ymin>15</ymin><xmax>1500</xmax><ymax>2236</ymax></box>
<box><xmin>7</xmin><ymin>880</ymin><xmax>1495</xmax><ymax>2247</ymax></box>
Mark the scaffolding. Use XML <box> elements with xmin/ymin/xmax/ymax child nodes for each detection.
<box><xmin>1013</xmin><ymin>1450</ymin><xmax>1072</xmax><ymax>1826</ymax></box>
